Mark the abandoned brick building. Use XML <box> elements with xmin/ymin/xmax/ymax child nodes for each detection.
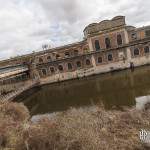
<box><xmin>0</xmin><ymin>16</ymin><xmax>150</xmax><ymax>85</ymax></box>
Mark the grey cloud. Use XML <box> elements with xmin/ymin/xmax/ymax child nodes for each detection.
<box><xmin>0</xmin><ymin>0</ymin><xmax>149</xmax><ymax>60</ymax></box>
<box><xmin>34</xmin><ymin>0</ymin><xmax>83</xmax><ymax>23</ymax></box>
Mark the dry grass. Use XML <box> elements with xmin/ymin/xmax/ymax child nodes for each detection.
<box><xmin>0</xmin><ymin>102</ymin><xmax>150</xmax><ymax>150</ymax></box>
<box><xmin>0</xmin><ymin>101</ymin><xmax>30</xmax><ymax>150</ymax></box>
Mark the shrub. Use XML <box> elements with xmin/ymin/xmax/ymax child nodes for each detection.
<box><xmin>0</xmin><ymin>101</ymin><xmax>30</xmax><ymax>149</ymax></box>
<box><xmin>0</xmin><ymin>102</ymin><xmax>150</xmax><ymax>150</ymax></box>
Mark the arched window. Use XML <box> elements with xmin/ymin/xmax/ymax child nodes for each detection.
<box><xmin>134</xmin><ymin>48</ymin><xmax>140</xmax><ymax>56</ymax></box>
<box><xmin>47</xmin><ymin>56</ymin><xmax>51</xmax><ymax>61</ymax></box>
<box><xmin>95</xmin><ymin>40</ymin><xmax>100</xmax><ymax>51</ymax></box>
<box><xmin>108</xmin><ymin>54</ymin><xmax>113</xmax><ymax>61</ymax></box>
<box><xmin>97</xmin><ymin>57</ymin><xmax>103</xmax><ymax>63</ymax></box>
<box><xmin>117</xmin><ymin>34</ymin><xmax>123</xmax><ymax>45</ymax></box>
<box><xmin>41</xmin><ymin>69</ymin><xmax>47</xmax><ymax>76</ymax></box>
<box><xmin>50</xmin><ymin>67</ymin><xmax>55</xmax><ymax>73</ymax></box>
<box><xmin>105</xmin><ymin>37</ymin><xmax>111</xmax><ymax>49</ymax></box>
<box><xmin>144</xmin><ymin>46</ymin><xmax>150</xmax><ymax>53</ymax></box>
<box><xmin>58</xmin><ymin>65</ymin><xmax>63</xmax><ymax>71</ymax></box>
<box><xmin>86</xmin><ymin>59</ymin><xmax>91</xmax><ymax>65</ymax></box>
<box><xmin>39</xmin><ymin>58</ymin><xmax>43</xmax><ymax>63</ymax></box>
<box><xmin>68</xmin><ymin>63</ymin><xmax>72</xmax><ymax>70</ymax></box>
<box><xmin>76</xmin><ymin>61</ymin><xmax>81</xmax><ymax>68</ymax></box>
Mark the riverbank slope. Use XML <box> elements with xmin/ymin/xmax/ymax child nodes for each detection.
<box><xmin>0</xmin><ymin>101</ymin><xmax>150</xmax><ymax>150</ymax></box>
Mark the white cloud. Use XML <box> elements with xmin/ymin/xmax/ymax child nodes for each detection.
<box><xmin>0</xmin><ymin>0</ymin><xmax>149</xmax><ymax>60</ymax></box>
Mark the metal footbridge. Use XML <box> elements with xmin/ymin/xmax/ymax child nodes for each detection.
<box><xmin>0</xmin><ymin>65</ymin><xmax>29</xmax><ymax>79</ymax></box>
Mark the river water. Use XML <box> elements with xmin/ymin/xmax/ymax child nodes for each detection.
<box><xmin>15</xmin><ymin>66</ymin><xmax>150</xmax><ymax>115</ymax></box>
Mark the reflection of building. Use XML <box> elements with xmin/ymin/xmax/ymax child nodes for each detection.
<box><xmin>0</xmin><ymin>16</ymin><xmax>150</xmax><ymax>85</ymax></box>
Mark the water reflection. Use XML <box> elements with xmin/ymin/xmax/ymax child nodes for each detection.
<box><xmin>15</xmin><ymin>66</ymin><xmax>150</xmax><ymax>115</ymax></box>
<box><xmin>136</xmin><ymin>95</ymin><xmax>150</xmax><ymax>110</ymax></box>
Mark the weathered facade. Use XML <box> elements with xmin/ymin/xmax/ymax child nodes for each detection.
<box><xmin>0</xmin><ymin>16</ymin><xmax>150</xmax><ymax>86</ymax></box>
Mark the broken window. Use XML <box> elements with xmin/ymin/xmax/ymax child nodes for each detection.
<box><xmin>86</xmin><ymin>59</ymin><xmax>91</xmax><ymax>66</ymax></box>
<box><xmin>134</xmin><ymin>48</ymin><xmax>140</xmax><ymax>56</ymax></box>
<box><xmin>39</xmin><ymin>58</ymin><xmax>43</xmax><ymax>63</ymax></box>
<box><xmin>105</xmin><ymin>38</ymin><xmax>111</xmax><ymax>49</ymax></box>
<box><xmin>47</xmin><ymin>56</ymin><xmax>51</xmax><ymax>62</ymax></box>
<box><xmin>97</xmin><ymin>57</ymin><xmax>103</xmax><ymax>63</ymax></box>
<box><xmin>41</xmin><ymin>69</ymin><xmax>47</xmax><ymax>76</ymax></box>
<box><xmin>58</xmin><ymin>65</ymin><xmax>64</xmax><ymax>71</ymax></box>
<box><xmin>131</xmin><ymin>33</ymin><xmax>137</xmax><ymax>40</ymax></box>
<box><xmin>117</xmin><ymin>34</ymin><xmax>123</xmax><ymax>45</ymax></box>
<box><xmin>108</xmin><ymin>54</ymin><xmax>113</xmax><ymax>61</ymax></box>
<box><xmin>65</xmin><ymin>52</ymin><xmax>70</xmax><ymax>57</ymax></box>
<box><xmin>76</xmin><ymin>61</ymin><xmax>81</xmax><ymax>68</ymax></box>
<box><xmin>95</xmin><ymin>40</ymin><xmax>100</xmax><ymax>51</ymax></box>
<box><xmin>145</xmin><ymin>30</ymin><xmax>150</xmax><ymax>37</ymax></box>
<box><xmin>50</xmin><ymin>67</ymin><xmax>55</xmax><ymax>73</ymax></box>
<box><xmin>68</xmin><ymin>63</ymin><xmax>72</xmax><ymax>70</ymax></box>
<box><xmin>144</xmin><ymin>46</ymin><xmax>150</xmax><ymax>53</ymax></box>
<box><xmin>74</xmin><ymin>50</ymin><xmax>79</xmax><ymax>56</ymax></box>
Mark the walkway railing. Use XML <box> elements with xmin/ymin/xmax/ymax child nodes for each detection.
<box><xmin>0</xmin><ymin>80</ymin><xmax>39</xmax><ymax>102</ymax></box>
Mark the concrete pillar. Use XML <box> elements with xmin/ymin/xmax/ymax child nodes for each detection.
<box><xmin>91</xmin><ymin>55</ymin><xmax>97</xmax><ymax>67</ymax></box>
<box><xmin>126</xmin><ymin>48</ymin><xmax>132</xmax><ymax>62</ymax></box>
<box><xmin>29</xmin><ymin>63</ymin><xmax>40</xmax><ymax>80</ymax></box>
<box><xmin>124</xmin><ymin>29</ymin><xmax>132</xmax><ymax>63</ymax></box>
<box><xmin>87</xmin><ymin>38</ymin><xmax>94</xmax><ymax>52</ymax></box>
<box><xmin>87</xmin><ymin>37</ymin><xmax>97</xmax><ymax>68</ymax></box>
<box><xmin>124</xmin><ymin>29</ymin><xmax>129</xmax><ymax>44</ymax></box>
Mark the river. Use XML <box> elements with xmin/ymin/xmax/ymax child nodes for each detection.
<box><xmin>15</xmin><ymin>66</ymin><xmax>150</xmax><ymax>115</ymax></box>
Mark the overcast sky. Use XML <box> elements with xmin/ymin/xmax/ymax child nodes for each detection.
<box><xmin>0</xmin><ymin>0</ymin><xmax>150</xmax><ymax>60</ymax></box>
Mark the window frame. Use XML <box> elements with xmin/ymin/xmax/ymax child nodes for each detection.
<box><xmin>97</xmin><ymin>56</ymin><xmax>103</xmax><ymax>64</ymax></box>
<box><xmin>65</xmin><ymin>52</ymin><xmax>70</xmax><ymax>57</ymax></box>
<box><xmin>74</xmin><ymin>50</ymin><xmax>79</xmax><ymax>56</ymax></box>
<box><xmin>58</xmin><ymin>65</ymin><xmax>64</xmax><ymax>72</ymax></box>
<box><xmin>133</xmin><ymin>48</ymin><xmax>140</xmax><ymax>56</ymax></box>
<box><xmin>145</xmin><ymin>30</ymin><xmax>150</xmax><ymax>37</ymax></box>
<box><xmin>67</xmin><ymin>63</ymin><xmax>73</xmax><ymax>70</ymax></box>
<box><xmin>50</xmin><ymin>67</ymin><xmax>55</xmax><ymax>74</ymax></box>
<box><xmin>94</xmin><ymin>40</ymin><xmax>101</xmax><ymax>51</ymax></box>
<box><xmin>39</xmin><ymin>58</ymin><xmax>43</xmax><ymax>63</ymax></box>
<box><xmin>144</xmin><ymin>46</ymin><xmax>150</xmax><ymax>54</ymax></box>
<box><xmin>41</xmin><ymin>68</ymin><xmax>47</xmax><ymax>76</ymax></box>
<box><xmin>47</xmin><ymin>56</ymin><xmax>51</xmax><ymax>62</ymax></box>
<box><xmin>107</xmin><ymin>53</ymin><xmax>113</xmax><ymax>61</ymax></box>
<box><xmin>56</xmin><ymin>54</ymin><xmax>60</xmax><ymax>59</ymax></box>
<box><xmin>76</xmin><ymin>61</ymin><xmax>82</xmax><ymax>68</ymax></box>
<box><xmin>85</xmin><ymin>59</ymin><xmax>91</xmax><ymax>66</ymax></box>
<box><xmin>131</xmin><ymin>33</ymin><xmax>137</xmax><ymax>40</ymax></box>
<box><xmin>105</xmin><ymin>37</ymin><xmax>111</xmax><ymax>49</ymax></box>
<box><xmin>117</xmin><ymin>34</ymin><xmax>123</xmax><ymax>46</ymax></box>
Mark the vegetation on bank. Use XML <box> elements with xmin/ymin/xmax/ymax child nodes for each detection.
<box><xmin>0</xmin><ymin>101</ymin><xmax>150</xmax><ymax>150</ymax></box>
